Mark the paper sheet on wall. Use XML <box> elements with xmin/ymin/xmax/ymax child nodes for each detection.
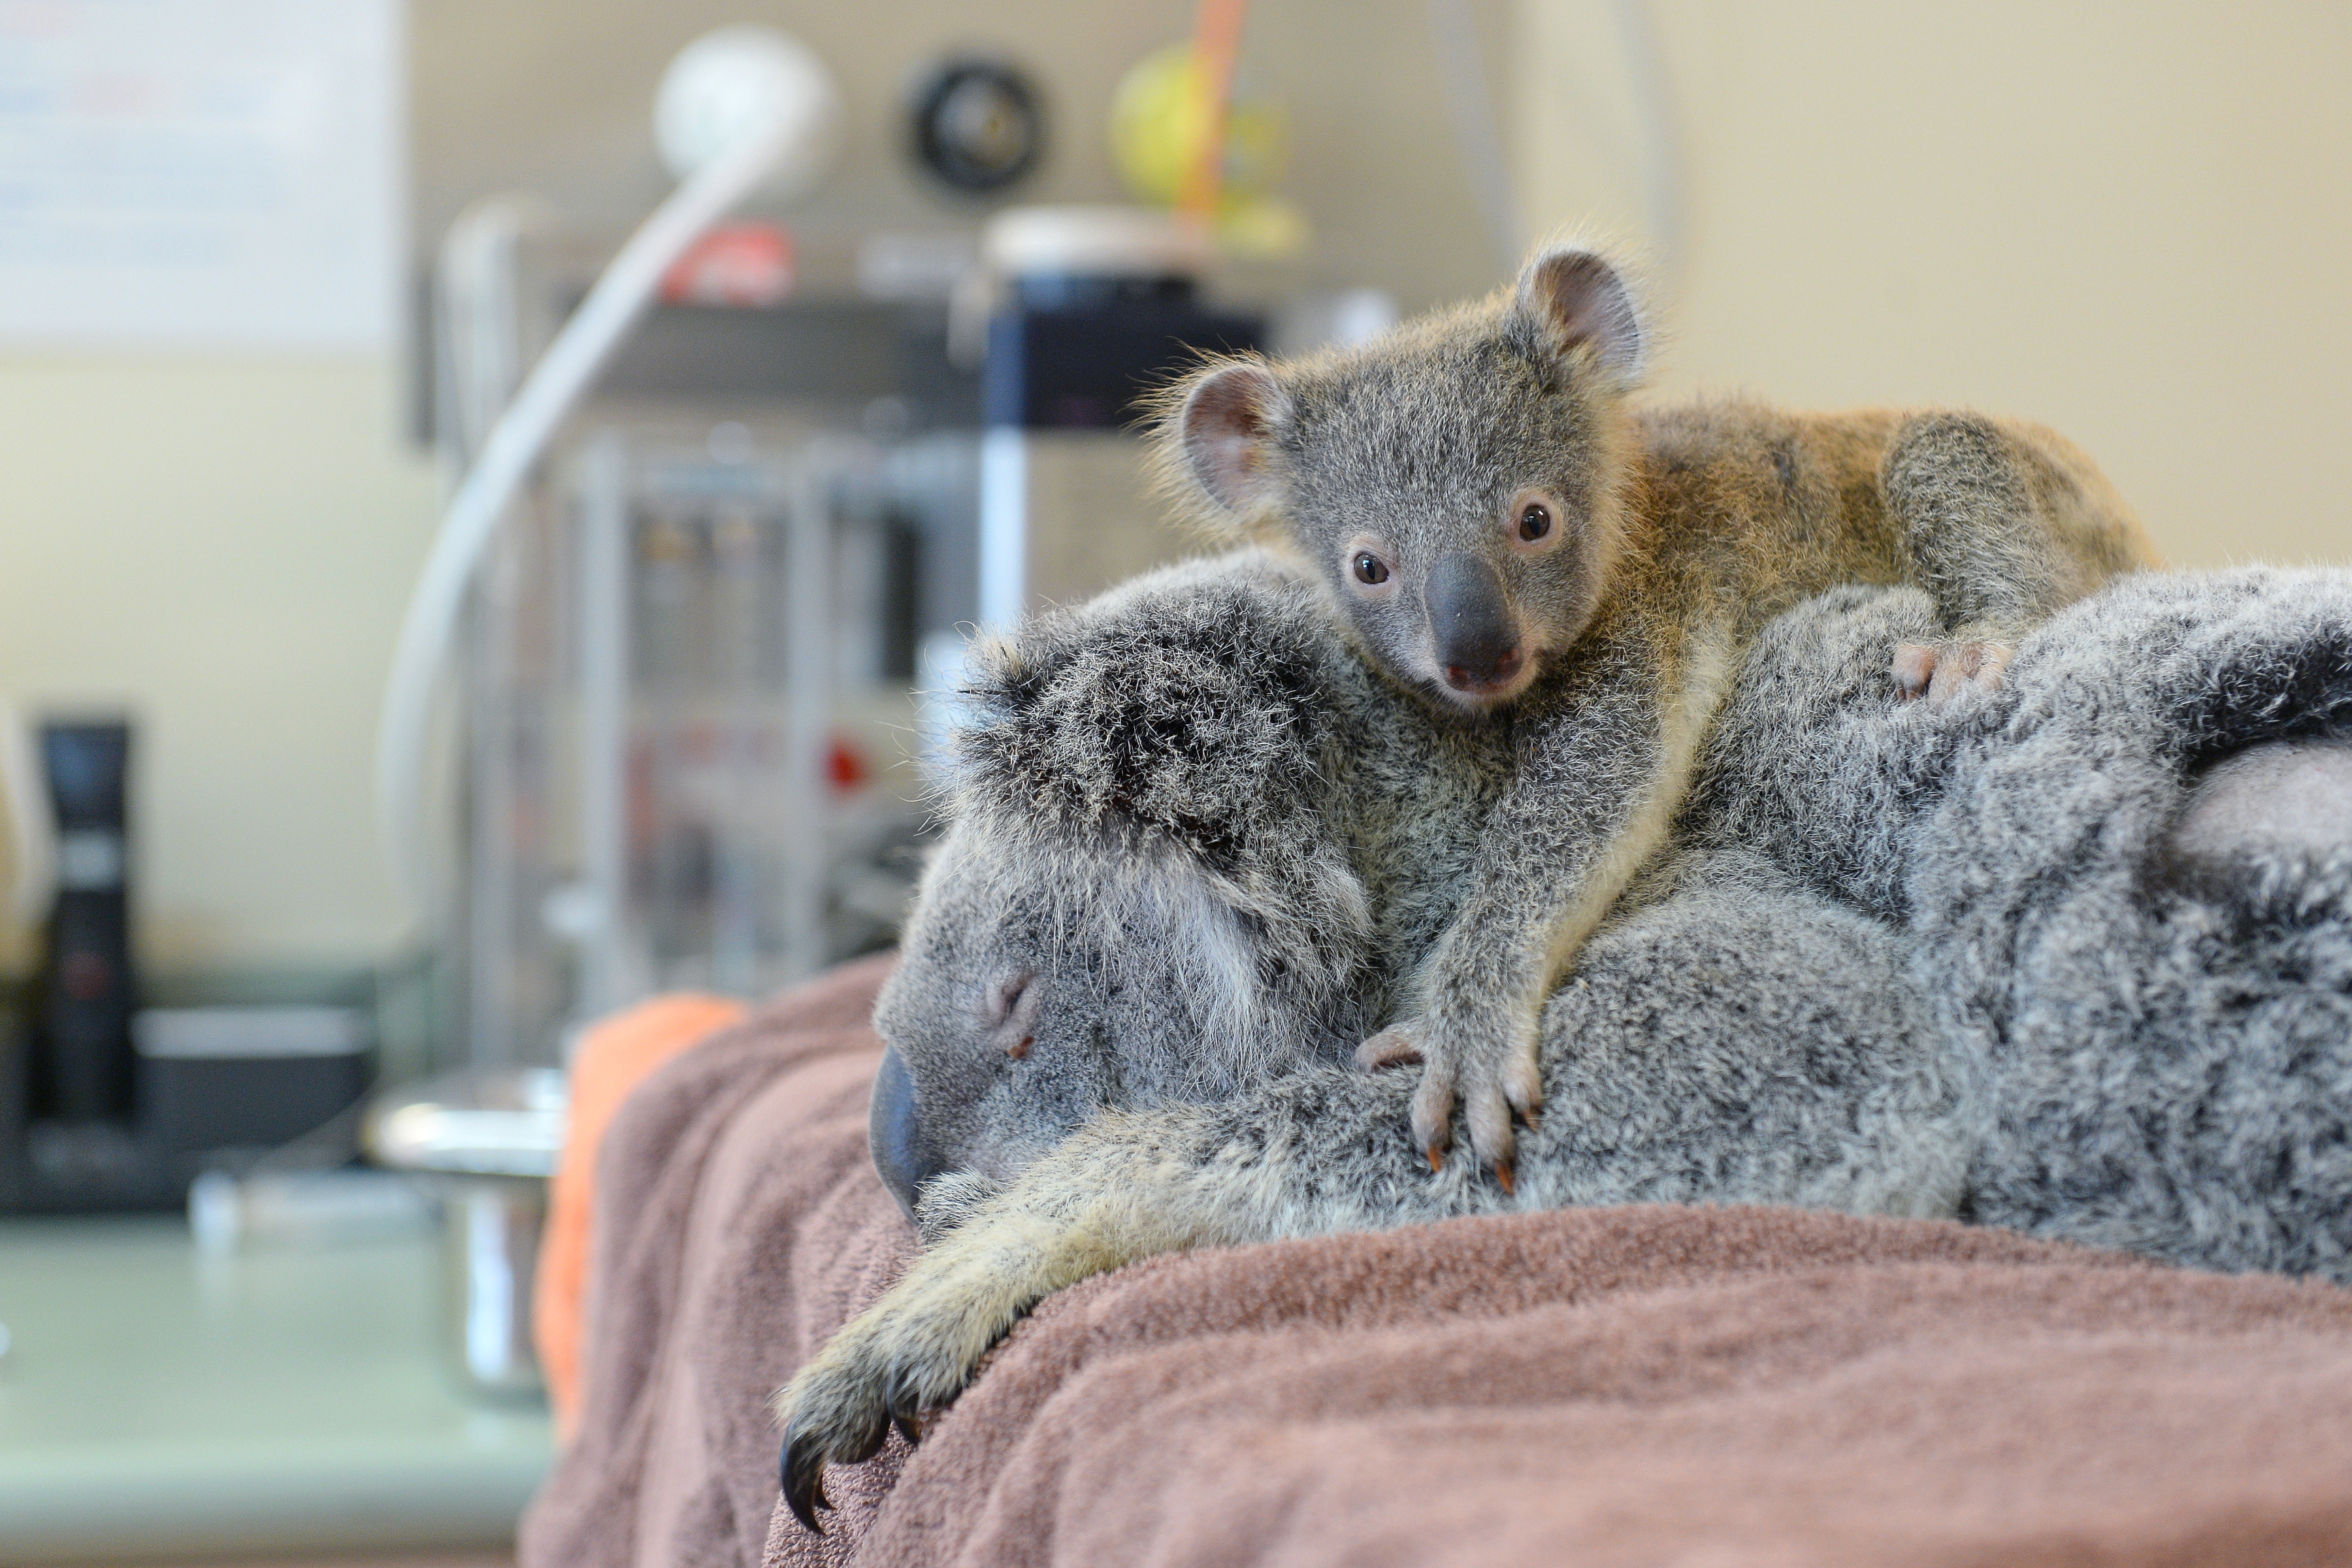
<box><xmin>0</xmin><ymin>0</ymin><xmax>400</xmax><ymax>351</ymax></box>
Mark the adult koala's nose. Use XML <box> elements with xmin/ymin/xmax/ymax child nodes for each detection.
<box><xmin>868</xmin><ymin>1045</ymin><xmax>945</xmax><ymax>1225</ymax></box>
<box><xmin>1426</xmin><ymin>551</ymin><xmax>1524</xmax><ymax>694</ymax></box>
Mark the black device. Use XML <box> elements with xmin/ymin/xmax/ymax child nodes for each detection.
<box><xmin>30</xmin><ymin>718</ymin><xmax>136</xmax><ymax>1123</ymax></box>
<box><xmin>984</xmin><ymin>275</ymin><xmax>1263</xmax><ymax>431</ymax></box>
<box><xmin>908</xmin><ymin>57</ymin><xmax>1047</xmax><ymax>194</ymax></box>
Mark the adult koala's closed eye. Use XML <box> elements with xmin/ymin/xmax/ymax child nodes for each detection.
<box><xmin>1157</xmin><ymin>240</ymin><xmax>2158</xmax><ymax>1183</ymax></box>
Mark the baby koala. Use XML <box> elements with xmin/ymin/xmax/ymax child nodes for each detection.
<box><xmin>1158</xmin><ymin>241</ymin><xmax>2159</xmax><ymax>1182</ymax></box>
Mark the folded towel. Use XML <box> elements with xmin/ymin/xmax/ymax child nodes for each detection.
<box><xmin>515</xmin><ymin>956</ymin><xmax>2352</xmax><ymax>1568</ymax></box>
<box><xmin>798</xmin><ymin>1205</ymin><xmax>2352</xmax><ymax>1567</ymax></box>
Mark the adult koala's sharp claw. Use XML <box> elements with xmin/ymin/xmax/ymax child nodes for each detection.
<box><xmin>774</xmin><ymin>1182</ymin><xmax>1079</xmax><ymax>1537</ymax></box>
<box><xmin>775</xmin><ymin>1337</ymin><xmax>900</xmax><ymax>1536</ymax></box>
<box><xmin>779</xmin><ymin>1430</ymin><xmax>832</xmax><ymax>1534</ymax></box>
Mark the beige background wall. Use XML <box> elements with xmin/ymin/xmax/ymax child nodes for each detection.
<box><xmin>0</xmin><ymin>360</ymin><xmax>437</xmax><ymax>972</ymax></box>
<box><xmin>1514</xmin><ymin>1</ymin><xmax>2352</xmax><ymax>567</ymax></box>
<box><xmin>0</xmin><ymin>2</ymin><xmax>2343</xmax><ymax>973</ymax></box>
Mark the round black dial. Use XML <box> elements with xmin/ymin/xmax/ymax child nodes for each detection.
<box><xmin>909</xmin><ymin>59</ymin><xmax>1046</xmax><ymax>194</ymax></box>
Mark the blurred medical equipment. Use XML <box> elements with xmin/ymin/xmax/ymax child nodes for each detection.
<box><xmin>386</xmin><ymin>25</ymin><xmax>890</xmax><ymax>1074</ymax></box>
<box><xmin>379</xmin><ymin>25</ymin><xmax>847</xmax><ymax>924</ymax></box>
<box><xmin>186</xmin><ymin>1167</ymin><xmax>434</xmax><ymax>1254</ymax></box>
<box><xmin>908</xmin><ymin>57</ymin><xmax>1049</xmax><ymax>195</ymax></box>
<box><xmin>29</xmin><ymin>719</ymin><xmax>135</xmax><ymax>1127</ymax></box>
<box><xmin>972</xmin><ymin>205</ymin><xmax>1260</xmax><ymax>629</ymax></box>
<box><xmin>0</xmin><ymin>721</ymin><xmax>386</xmax><ymax>1214</ymax></box>
<box><xmin>135</xmin><ymin>1006</ymin><xmax>371</xmax><ymax>1160</ymax></box>
<box><xmin>0</xmin><ymin>717</ymin><xmax>140</xmax><ymax>1209</ymax></box>
<box><xmin>397</xmin><ymin>23</ymin><xmax>1307</xmax><ymax>1079</ymax></box>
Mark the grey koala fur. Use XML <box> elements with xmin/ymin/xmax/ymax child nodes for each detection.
<box><xmin>1156</xmin><ymin>241</ymin><xmax>2158</xmax><ymax>1179</ymax></box>
<box><xmin>785</xmin><ymin>552</ymin><xmax>2352</xmax><ymax>1531</ymax></box>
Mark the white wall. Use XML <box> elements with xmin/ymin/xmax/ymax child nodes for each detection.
<box><xmin>1513</xmin><ymin>1</ymin><xmax>2352</xmax><ymax>567</ymax></box>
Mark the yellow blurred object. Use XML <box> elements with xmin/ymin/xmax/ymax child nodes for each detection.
<box><xmin>1217</xmin><ymin>192</ymin><xmax>1311</xmax><ymax>259</ymax></box>
<box><xmin>1109</xmin><ymin>44</ymin><xmax>1289</xmax><ymax>213</ymax></box>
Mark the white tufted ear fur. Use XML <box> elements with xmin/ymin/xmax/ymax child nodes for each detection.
<box><xmin>1168</xmin><ymin>359</ymin><xmax>1292</xmax><ymax>523</ymax></box>
<box><xmin>1514</xmin><ymin>245</ymin><xmax>1646</xmax><ymax>385</ymax></box>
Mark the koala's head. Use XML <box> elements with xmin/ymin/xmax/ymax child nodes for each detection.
<box><xmin>1158</xmin><ymin>243</ymin><xmax>1648</xmax><ymax>715</ymax></box>
<box><xmin>868</xmin><ymin>818</ymin><xmax>1356</xmax><ymax>1222</ymax></box>
<box><xmin>865</xmin><ymin>557</ymin><xmax>1383</xmax><ymax>1223</ymax></box>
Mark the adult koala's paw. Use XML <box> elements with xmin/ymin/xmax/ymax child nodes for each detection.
<box><xmin>774</xmin><ymin>1273</ymin><xmax>1012</xmax><ymax>1535</ymax></box>
<box><xmin>1893</xmin><ymin>639</ymin><xmax>2012</xmax><ymax>704</ymax></box>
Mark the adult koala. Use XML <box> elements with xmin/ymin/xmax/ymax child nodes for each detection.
<box><xmin>787</xmin><ymin>553</ymin><xmax>2352</xmax><ymax>1531</ymax></box>
<box><xmin>866</xmin><ymin>551</ymin><xmax>1963</xmax><ymax>1230</ymax></box>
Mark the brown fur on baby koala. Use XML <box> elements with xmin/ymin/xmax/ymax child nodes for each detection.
<box><xmin>1154</xmin><ymin>242</ymin><xmax>2159</xmax><ymax>1180</ymax></box>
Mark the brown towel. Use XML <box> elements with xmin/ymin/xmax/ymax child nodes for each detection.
<box><xmin>519</xmin><ymin>954</ymin><xmax>912</xmax><ymax>1568</ymax></box>
<box><xmin>791</xmin><ymin>1211</ymin><xmax>2352</xmax><ymax>1567</ymax></box>
<box><xmin>523</xmin><ymin>959</ymin><xmax>2352</xmax><ymax>1568</ymax></box>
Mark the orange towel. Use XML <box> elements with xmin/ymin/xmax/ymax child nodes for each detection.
<box><xmin>534</xmin><ymin>992</ymin><xmax>748</xmax><ymax>1437</ymax></box>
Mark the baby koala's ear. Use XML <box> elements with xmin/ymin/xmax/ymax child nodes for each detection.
<box><xmin>1513</xmin><ymin>245</ymin><xmax>1646</xmax><ymax>386</ymax></box>
<box><xmin>1162</xmin><ymin>358</ymin><xmax>1292</xmax><ymax>525</ymax></box>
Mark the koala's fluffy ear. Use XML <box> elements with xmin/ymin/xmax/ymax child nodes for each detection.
<box><xmin>1514</xmin><ymin>245</ymin><xmax>1646</xmax><ymax>385</ymax></box>
<box><xmin>1164</xmin><ymin>359</ymin><xmax>1291</xmax><ymax>525</ymax></box>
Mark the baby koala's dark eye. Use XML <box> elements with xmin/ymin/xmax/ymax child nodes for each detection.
<box><xmin>1518</xmin><ymin>502</ymin><xmax>1553</xmax><ymax>542</ymax></box>
<box><xmin>1352</xmin><ymin>552</ymin><xmax>1389</xmax><ymax>585</ymax></box>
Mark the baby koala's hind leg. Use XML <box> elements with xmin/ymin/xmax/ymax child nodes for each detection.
<box><xmin>1882</xmin><ymin>412</ymin><xmax>2061</xmax><ymax>702</ymax></box>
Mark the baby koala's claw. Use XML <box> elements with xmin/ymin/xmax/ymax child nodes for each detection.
<box><xmin>1893</xmin><ymin>640</ymin><xmax>2012</xmax><ymax>704</ymax></box>
<box><xmin>1460</xmin><ymin>1077</ymin><xmax>1519</xmax><ymax>1179</ymax></box>
<box><xmin>1388</xmin><ymin>1015</ymin><xmax>1543</xmax><ymax>1183</ymax></box>
<box><xmin>1408</xmin><ymin>1057</ymin><xmax>1458</xmax><ymax>1169</ymax></box>
<box><xmin>1457</xmin><ymin>1040</ymin><xmax>1543</xmax><ymax>1180</ymax></box>
<box><xmin>1360</xmin><ymin>1024</ymin><xmax>1451</xmax><ymax>1171</ymax></box>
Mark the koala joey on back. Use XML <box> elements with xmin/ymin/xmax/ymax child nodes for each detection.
<box><xmin>1156</xmin><ymin>241</ymin><xmax>2159</xmax><ymax>1183</ymax></box>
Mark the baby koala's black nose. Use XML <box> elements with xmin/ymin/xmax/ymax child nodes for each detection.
<box><xmin>868</xmin><ymin>1045</ymin><xmax>945</xmax><ymax>1225</ymax></box>
<box><xmin>1426</xmin><ymin>551</ymin><xmax>1522</xmax><ymax>694</ymax></box>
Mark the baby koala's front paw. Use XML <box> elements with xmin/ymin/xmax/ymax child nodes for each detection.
<box><xmin>1893</xmin><ymin>639</ymin><xmax>2012</xmax><ymax>704</ymax></box>
<box><xmin>1359</xmin><ymin>1016</ymin><xmax>1539</xmax><ymax>1190</ymax></box>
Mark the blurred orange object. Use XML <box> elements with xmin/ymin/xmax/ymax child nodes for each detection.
<box><xmin>657</xmin><ymin>221</ymin><xmax>795</xmax><ymax>307</ymax></box>
<box><xmin>534</xmin><ymin>991</ymin><xmax>749</xmax><ymax>1438</ymax></box>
